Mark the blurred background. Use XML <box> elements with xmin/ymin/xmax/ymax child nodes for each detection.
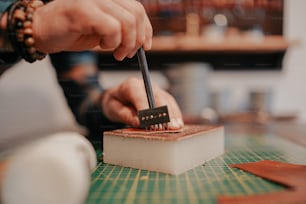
<box><xmin>0</xmin><ymin>0</ymin><xmax>305</xmax><ymax>143</ymax></box>
<box><xmin>98</xmin><ymin>0</ymin><xmax>306</xmax><ymax>123</ymax></box>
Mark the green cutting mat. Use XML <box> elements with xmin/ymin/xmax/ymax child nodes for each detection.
<box><xmin>86</xmin><ymin>129</ymin><xmax>306</xmax><ymax>204</ymax></box>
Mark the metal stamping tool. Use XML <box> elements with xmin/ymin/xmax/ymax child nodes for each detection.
<box><xmin>137</xmin><ymin>47</ymin><xmax>170</xmax><ymax>130</ymax></box>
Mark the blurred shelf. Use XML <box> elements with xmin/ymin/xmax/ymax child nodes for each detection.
<box><xmin>218</xmin><ymin>111</ymin><xmax>298</xmax><ymax>124</ymax></box>
<box><xmin>95</xmin><ymin>35</ymin><xmax>296</xmax><ymax>71</ymax></box>
<box><xmin>150</xmin><ymin>35</ymin><xmax>291</xmax><ymax>53</ymax></box>
<box><xmin>95</xmin><ymin>35</ymin><xmax>292</xmax><ymax>53</ymax></box>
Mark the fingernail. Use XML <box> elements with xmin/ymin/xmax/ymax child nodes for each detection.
<box><xmin>132</xmin><ymin>116</ymin><xmax>140</xmax><ymax>127</ymax></box>
<box><xmin>127</xmin><ymin>50</ymin><xmax>137</xmax><ymax>58</ymax></box>
<box><xmin>177</xmin><ymin>118</ymin><xmax>184</xmax><ymax>128</ymax></box>
<box><xmin>169</xmin><ymin>119</ymin><xmax>180</xmax><ymax>129</ymax></box>
<box><xmin>114</xmin><ymin>53</ymin><xmax>124</xmax><ymax>61</ymax></box>
<box><xmin>116</xmin><ymin>56</ymin><xmax>124</xmax><ymax>61</ymax></box>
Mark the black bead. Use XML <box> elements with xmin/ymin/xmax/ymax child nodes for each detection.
<box><xmin>16</xmin><ymin>20</ymin><xmax>23</xmax><ymax>29</ymax></box>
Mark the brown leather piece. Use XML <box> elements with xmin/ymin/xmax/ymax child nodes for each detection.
<box><xmin>104</xmin><ymin>125</ymin><xmax>223</xmax><ymax>141</ymax></box>
<box><xmin>218</xmin><ymin>160</ymin><xmax>306</xmax><ymax>204</ymax></box>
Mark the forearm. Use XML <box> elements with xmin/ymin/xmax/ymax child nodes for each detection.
<box><xmin>50</xmin><ymin>51</ymin><xmax>124</xmax><ymax>137</ymax></box>
<box><xmin>58</xmin><ymin>72</ymin><xmax>124</xmax><ymax>137</ymax></box>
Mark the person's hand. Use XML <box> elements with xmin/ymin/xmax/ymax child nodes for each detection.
<box><xmin>101</xmin><ymin>78</ymin><xmax>184</xmax><ymax>130</ymax></box>
<box><xmin>33</xmin><ymin>0</ymin><xmax>152</xmax><ymax>61</ymax></box>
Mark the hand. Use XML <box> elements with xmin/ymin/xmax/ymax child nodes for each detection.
<box><xmin>33</xmin><ymin>0</ymin><xmax>152</xmax><ymax>61</ymax></box>
<box><xmin>101</xmin><ymin>78</ymin><xmax>184</xmax><ymax>130</ymax></box>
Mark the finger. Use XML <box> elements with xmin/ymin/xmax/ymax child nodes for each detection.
<box><xmin>129</xmin><ymin>80</ymin><xmax>184</xmax><ymax>129</ymax></box>
<box><xmin>113</xmin><ymin>78</ymin><xmax>184</xmax><ymax>129</ymax></box>
<box><xmin>95</xmin><ymin>0</ymin><xmax>138</xmax><ymax>61</ymax></box>
<box><xmin>155</xmin><ymin>90</ymin><xmax>182</xmax><ymax>118</ymax></box>
<box><xmin>127</xmin><ymin>48</ymin><xmax>138</xmax><ymax>59</ymax></box>
<box><xmin>154</xmin><ymin>90</ymin><xmax>184</xmax><ymax>129</ymax></box>
<box><xmin>86</xmin><ymin>7</ymin><xmax>122</xmax><ymax>50</ymax></box>
<box><xmin>106</xmin><ymin>99</ymin><xmax>139</xmax><ymax>127</ymax></box>
<box><xmin>113</xmin><ymin>0</ymin><xmax>151</xmax><ymax>57</ymax></box>
<box><xmin>143</xmin><ymin>16</ymin><xmax>153</xmax><ymax>50</ymax></box>
<box><xmin>127</xmin><ymin>19</ymin><xmax>152</xmax><ymax>58</ymax></box>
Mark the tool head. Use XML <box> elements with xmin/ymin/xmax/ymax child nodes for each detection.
<box><xmin>138</xmin><ymin>105</ymin><xmax>170</xmax><ymax>130</ymax></box>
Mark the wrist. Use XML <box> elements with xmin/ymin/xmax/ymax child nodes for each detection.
<box><xmin>31</xmin><ymin>5</ymin><xmax>46</xmax><ymax>53</ymax></box>
<box><xmin>6</xmin><ymin>0</ymin><xmax>46</xmax><ymax>63</ymax></box>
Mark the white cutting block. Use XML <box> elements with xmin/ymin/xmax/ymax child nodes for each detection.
<box><xmin>103</xmin><ymin>125</ymin><xmax>224</xmax><ymax>175</ymax></box>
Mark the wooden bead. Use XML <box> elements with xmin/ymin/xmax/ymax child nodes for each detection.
<box><xmin>23</xmin><ymin>21</ymin><xmax>32</xmax><ymax>28</ymax></box>
<box><xmin>26</xmin><ymin>7</ymin><xmax>34</xmax><ymax>14</ymax></box>
<box><xmin>9</xmin><ymin>0</ymin><xmax>46</xmax><ymax>63</ymax></box>
<box><xmin>14</xmin><ymin>9</ymin><xmax>25</xmax><ymax>21</ymax></box>
<box><xmin>26</xmin><ymin>12</ymin><xmax>33</xmax><ymax>20</ymax></box>
<box><xmin>27</xmin><ymin>47</ymin><xmax>36</xmax><ymax>54</ymax></box>
<box><xmin>36</xmin><ymin>55</ymin><xmax>46</xmax><ymax>60</ymax></box>
<box><xmin>31</xmin><ymin>0</ymin><xmax>44</xmax><ymax>8</ymax></box>
<box><xmin>30</xmin><ymin>53</ymin><xmax>36</xmax><ymax>59</ymax></box>
<box><xmin>16</xmin><ymin>31</ymin><xmax>24</xmax><ymax>42</ymax></box>
<box><xmin>24</xmin><ymin>28</ymin><xmax>33</xmax><ymax>35</ymax></box>
<box><xmin>25</xmin><ymin>37</ymin><xmax>35</xmax><ymax>46</ymax></box>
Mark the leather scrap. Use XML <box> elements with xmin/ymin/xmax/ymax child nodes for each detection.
<box><xmin>218</xmin><ymin>160</ymin><xmax>306</xmax><ymax>204</ymax></box>
<box><xmin>104</xmin><ymin>125</ymin><xmax>223</xmax><ymax>141</ymax></box>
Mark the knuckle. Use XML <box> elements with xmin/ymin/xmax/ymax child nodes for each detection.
<box><xmin>122</xmin><ymin>40</ymin><xmax>135</xmax><ymax>51</ymax></box>
<box><xmin>133</xmin><ymin>1</ymin><xmax>145</xmax><ymax>17</ymax></box>
<box><xmin>127</xmin><ymin>77</ymin><xmax>140</xmax><ymax>85</ymax></box>
<box><xmin>136</xmin><ymin>35</ymin><xmax>146</xmax><ymax>46</ymax></box>
<box><xmin>73</xmin><ymin>1</ymin><xmax>93</xmax><ymax>19</ymax></box>
<box><xmin>124</xmin><ymin>13</ymin><xmax>136</xmax><ymax>29</ymax></box>
<box><xmin>107</xmin><ymin>21</ymin><xmax>121</xmax><ymax>35</ymax></box>
<box><xmin>128</xmin><ymin>77</ymin><xmax>143</xmax><ymax>91</ymax></box>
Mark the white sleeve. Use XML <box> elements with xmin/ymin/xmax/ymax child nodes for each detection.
<box><xmin>1</xmin><ymin>132</ymin><xmax>97</xmax><ymax>204</ymax></box>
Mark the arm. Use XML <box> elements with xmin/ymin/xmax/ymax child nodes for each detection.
<box><xmin>50</xmin><ymin>51</ymin><xmax>184</xmax><ymax>138</ymax></box>
<box><xmin>0</xmin><ymin>0</ymin><xmax>152</xmax><ymax>74</ymax></box>
<box><xmin>50</xmin><ymin>51</ymin><xmax>124</xmax><ymax>138</ymax></box>
<box><xmin>0</xmin><ymin>0</ymin><xmax>50</xmax><ymax>73</ymax></box>
<box><xmin>34</xmin><ymin>0</ymin><xmax>152</xmax><ymax>60</ymax></box>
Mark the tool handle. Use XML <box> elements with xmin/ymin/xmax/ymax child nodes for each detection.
<box><xmin>137</xmin><ymin>47</ymin><xmax>155</xmax><ymax>108</ymax></box>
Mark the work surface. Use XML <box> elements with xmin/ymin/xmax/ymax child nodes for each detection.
<box><xmin>86</xmin><ymin>124</ymin><xmax>306</xmax><ymax>204</ymax></box>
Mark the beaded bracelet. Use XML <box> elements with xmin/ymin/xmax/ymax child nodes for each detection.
<box><xmin>7</xmin><ymin>0</ymin><xmax>46</xmax><ymax>63</ymax></box>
